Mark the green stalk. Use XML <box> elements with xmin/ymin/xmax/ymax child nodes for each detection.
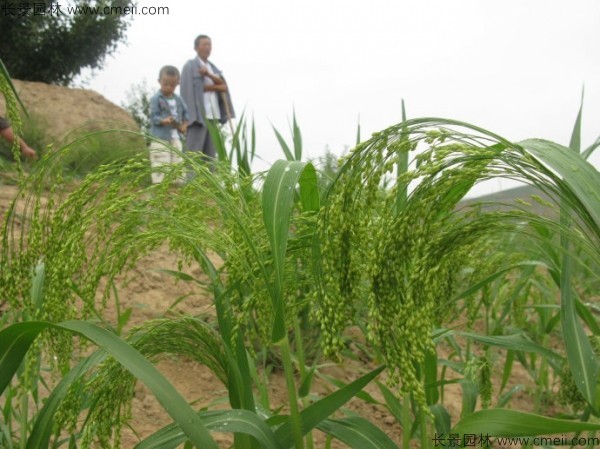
<box><xmin>293</xmin><ymin>317</ymin><xmax>314</xmax><ymax>449</ymax></box>
<box><xmin>419</xmin><ymin>364</ymin><xmax>430</xmax><ymax>449</ymax></box>
<box><xmin>278</xmin><ymin>336</ymin><xmax>305</xmax><ymax>449</ymax></box>
<box><xmin>19</xmin><ymin>391</ymin><xmax>28</xmax><ymax>449</ymax></box>
<box><xmin>293</xmin><ymin>318</ymin><xmax>307</xmax><ymax>382</ymax></box>
<box><xmin>440</xmin><ymin>365</ymin><xmax>447</xmax><ymax>405</ymax></box>
<box><xmin>420</xmin><ymin>406</ymin><xmax>430</xmax><ymax>449</ymax></box>
<box><xmin>534</xmin><ymin>335</ymin><xmax>549</xmax><ymax>413</ymax></box>
<box><xmin>0</xmin><ymin>417</ymin><xmax>14</xmax><ymax>449</ymax></box>
<box><xmin>396</xmin><ymin>100</ymin><xmax>409</xmax><ymax>213</ymax></box>
<box><xmin>401</xmin><ymin>393</ymin><xmax>411</xmax><ymax>449</ymax></box>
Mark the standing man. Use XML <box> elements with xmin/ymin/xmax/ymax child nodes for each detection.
<box><xmin>180</xmin><ymin>34</ymin><xmax>234</xmax><ymax>162</ymax></box>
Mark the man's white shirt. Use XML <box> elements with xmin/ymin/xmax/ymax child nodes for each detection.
<box><xmin>197</xmin><ymin>57</ymin><xmax>221</xmax><ymax>121</ymax></box>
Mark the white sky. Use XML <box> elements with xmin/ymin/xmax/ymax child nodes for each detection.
<box><xmin>86</xmin><ymin>0</ymin><xmax>600</xmax><ymax>195</ymax></box>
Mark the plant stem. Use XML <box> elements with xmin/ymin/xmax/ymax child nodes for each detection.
<box><xmin>534</xmin><ymin>335</ymin><xmax>548</xmax><ymax>413</ymax></box>
<box><xmin>402</xmin><ymin>392</ymin><xmax>411</xmax><ymax>449</ymax></box>
<box><xmin>420</xmin><ymin>406</ymin><xmax>430</xmax><ymax>449</ymax></box>
<box><xmin>293</xmin><ymin>318</ymin><xmax>314</xmax><ymax>449</ymax></box>
<box><xmin>278</xmin><ymin>335</ymin><xmax>305</xmax><ymax>449</ymax></box>
<box><xmin>19</xmin><ymin>390</ymin><xmax>27</xmax><ymax>449</ymax></box>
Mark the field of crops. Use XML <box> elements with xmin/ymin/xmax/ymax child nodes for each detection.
<box><xmin>1</xmin><ymin>63</ymin><xmax>600</xmax><ymax>449</ymax></box>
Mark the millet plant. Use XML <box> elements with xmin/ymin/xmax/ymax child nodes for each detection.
<box><xmin>2</xmin><ymin>59</ymin><xmax>600</xmax><ymax>449</ymax></box>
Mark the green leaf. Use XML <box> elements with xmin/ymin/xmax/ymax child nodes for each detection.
<box><xmin>61</xmin><ymin>321</ymin><xmax>221</xmax><ymax>449</ymax></box>
<box><xmin>0</xmin><ymin>321</ymin><xmax>220</xmax><ymax>449</ymax></box>
<box><xmin>582</xmin><ymin>135</ymin><xmax>600</xmax><ymax>161</ymax></box>
<box><xmin>317</xmin><ymin>417</ymin><xmax>399</xmax><ymax>449</ymax></box>
<box><xmin>298</xmin><ymin>365</ymin><xmax>316</xmax><ymax>398</ymax></box>
<box><xmin>520</xmin><ymin>139</ymin><xmax>600</xmax><ymax>233</ymax></box>
<box><xmin>205</xmin><ymin>119</ymin><xmax>229</xmax><ymax>166</ymax></box>
<box><xmin>0</xmin><ymin>321</ymin><xmax>47</xmax><ymax>394</ymax></box>
<box><xmin>194</xmin><ymin>248</ymin><xmax>257</xmax><ymax>417</ymax></box>
<box><xmin>251</xmin><ymin>117</ymin><xmax>257</xmax><ymax>162</ymax></box>
<box><xmin>424</xmin><ymin>350</ymin><xmax>439</xmax><ymax>405</ymax></box>
<box><xmin>153</xmin><ymin>269</ymin><xmax>201</xmax><ymax>284</ymax></box>
<box><xmin>394</xmin><ymin>99</ymin><xmax>409</xmax><ymax>211</ymax></box>
<box><xmin>560</xmin><ymin>258</ymin><xmax>599</xmax><ymax>409</ymax></box>
<box><xmin>193</xmin><ymin>248</ymin><xmax>231</xmax><ymax>343</ymax></box>
<box><xmin>262</xmin><ymin>159</ymin><xmax>312</xmax><ymax>342</ymax></box>
<box><xmin>0</xmin><ymin>58</ymin><xmax>28</xmax><ymax>115</ymax></box>
<box><xmin>430</xmin><ymin>404</ymin><xmax>451</xmax><ymax>437</ymax></box>
<box><xmin>377</xmin><ymin>381</ymin><xmax>403</xmax><ymax>422</ymax></box>
<box><xmin>568</xmin><ymin>88</ymin><xmax>583</xmax><ymax>154</ymax></box>
<box><xmin>272</xmin><ymin>125</ymin><xmax>295</xmax><ymax>161</ymax></box>
<box><xmin>292</xmin><ymin>109</ymin><xmax>302</xmax><ymax>161</ymax></box>
<box><xmin>453</xmin><ymin>409</ymin><xmax>600</xmax><ymax>437</ymax></box>
<box><xmin>0</xmin><ymin>418</ymin><xmax>14</xmax><ymax>449</ymax></box>
<box><xmin>453</xmin><ymin>261</ymin><xmax>547</xmax><ymax>301</ymax></box>
<box><xmin>576</xmin><ymin>298</ymin><xmax>600</xmax><ymax>335</ymax></box>
<box><xmin>458</xmin><ymin>332</ymin><xmax>562</xmax><ymax>361</ymax></box>
<box><xmin>523</xmin><ymin>110</ymin><xmax>600</xmax><ymax>411</ymax></box>
<box><xmin>321</xmin><ymin>374</ymin><xmax>381</xmax><ymax>405</ymax></box>
<box><xmin>27</xmin><ymin>353</ymin><xmax>103</xmax><ymax>449</ymax></box>
<box><xmin>497</xmin><ymin>384</ymin><xmax>524</xmax><ymax>408</ymax></box>
<box><xmin>135</xmin><ymin>410</ymin><xmax>282</xmax><ymax>449</ymax></box>
<box><xmin>500</xmin><ymin>350</ymin><xmax>515</xmax><ymax>393</ymax></box>
<box><xmin>298</xmin><ymin>163</ymin><xmax>320</xmax><ymax>213</ymax></box>
<box><xmin>275</xmin><ymin>366</ymin><xmax>384</xmax><ymax>448</ymax></box>
<box><xmin>460</xmin><ymin>379</ymin><xmax>478</xmax><ymax>418</ymax></box>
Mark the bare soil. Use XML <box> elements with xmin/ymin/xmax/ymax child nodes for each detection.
<box><xmin>0</xmin><ymin>80</ymin><xmax>138</xmax><ymax>141</ymax></box>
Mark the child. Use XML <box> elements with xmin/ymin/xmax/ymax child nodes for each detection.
<box><xmin>149</xmin><ymin>65</ymin><xmax>189</xmax><ymax>184</ymax></box>
<box><xmin>0</xmin><ymin>116</ymin><xmax>37</xmax><ymax>160</ymax></box>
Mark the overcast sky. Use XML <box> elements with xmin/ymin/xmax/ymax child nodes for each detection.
<box><xmin>86</xmin><ymin>0</ymin><xmax>600</xmax><ymax>195</ymax></box>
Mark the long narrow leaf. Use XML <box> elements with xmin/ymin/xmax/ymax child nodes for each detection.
<box><xmin>0</xmin><ymin>58</ymin><xmax>28</xmax><ymax>115</ymax></box>
<box><xmin>292</xmin><ymin>110</ymin><xmax>302</xmax><ymax>161</ymax></box>
<box><xmin>453</xmin><ymin>409</ymin><xmax>600</xmax><ymax>437</ymax></box>
<box><xmin>298</xmin><ymin>163</ymin><xmax>320</xmax><ymax>213</ymax></box>
<box><xmin>275</xmin><ymin>366</ymin><xmax>384</xmax><ymax>448</ymax></box>
<box><xmin>272</xmin><ymin>126</ymin><xmax>295</xmax><ymax>161</ymax></box>
<box><xmin>458</xmin><ymin>332</ymin><xmax>562</xmax><ymax>361</ymax></box>
<box><xmin>453</xmin><ymin>261</ymin><xmax>546</xmax><ymax>301</ymax></box>
<box><xmin>520</xmin><ymin>139</ymin><xmax>600</xmax><ymax>233</ymax></box>
<box><xmin>262</xmin><ymin>159</ymin><xmax>311</xmax><ymax>342</ymax></box>
<box><xmin>195</xmin><ymin>234</ymin><xmax>257</xmax><ymax>417</ymax></box>
<box><xmin>61</xmin><ymin>321</ymin><xmax>221</xmax><ymax>449</ymax></box>
<box><xmin>377</xmin><ymin>382</ymin><xmax>403</xmax><ymax>422</ymax></box>
<box><xmin>0</xmin><ymin>321</ymin><xmax>220</xmax><ymax>449</ymax></box>
<box><xmin>135</xmin><ymin>410</ymin><xmax>282</xmax><ymax>449</ymax></box>
<box><xmin>568</xmin><ymin>88</ymin><xmax>583</xmax><ymax>154</ymax></box>
<box><xmin>582</xmin><ymin>136</ymin><xmax>600</xmax><ymax>161</ymax></box>
<box><xmin>520</xmin><ymin>112</ymin><xmax>600</xmax><ymax>409</ymax></box>
<box><xmin>424</xmin><ymin>350</ymin><xmax>439</xmax><ymax>405</ymax></box>
<box><xmin>205</xmin><ymin>119</ymin><xmax>229</xmax><ymax>166</ymax></box>
<box><xmin>317</xmin><ymin>416</ymin><xmax>399</xmax><ymax>449</ymax></box>
<box><xmin>0</xmin><ymin>322</ymin><xmax>47</xmax><ymax>394</ymax></box>
<box><xmin>430</xmin><ymin>404</ymin><xmax>451</xmax><ymax>438</ymax></box>
<box><xmin>27</xmin><ymin>353</ymin><xmax>104</xmax><ymax>449</ymax></box>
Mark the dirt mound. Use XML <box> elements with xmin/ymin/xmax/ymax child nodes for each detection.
<box><xmin>0</xmin><ymin>79</ymin><xmax>138</xmax><ymax>140</ymax></box>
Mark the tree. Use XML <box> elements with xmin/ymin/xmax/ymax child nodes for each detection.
<box><xmin>0</xmin><ymin>0</ymin><xmax>133</xmax><ymax>85</ymax></box>
<box><xmin>121</xmin><ymin>80</ymin><xmax>152</xmax><ymax>133</ymax></box>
